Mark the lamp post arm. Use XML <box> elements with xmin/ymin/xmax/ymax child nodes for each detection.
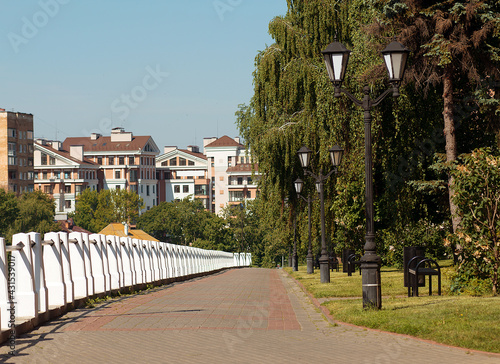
<box><xmin>303</xmin><ymin>169</ymin><xmax>319</xmax><ymax>180</ymax></box>
<box><xmin>297</xmin><ymin>194</ymin><xmax>308</xmax><ymax>203</ymax></box>
<box><xmin>337</xmin><ymin>88</ymin><xmax>363</xmax><ymax>108</ymax></box>
<box><xmin>324</xmin><ymin>167</ymin><xmax>338</xmax><ymax>180</ymax></box>
<box><xmin>371</xmin><ymin>87</ymin><xmax>394</xmax><ymax>108</ymax></box>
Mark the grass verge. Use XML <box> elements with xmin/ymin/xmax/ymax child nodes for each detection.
<box><xmin>285</xmin><ymin>264</ymin><xmax>500</xmax><ymax>353</ymax></box>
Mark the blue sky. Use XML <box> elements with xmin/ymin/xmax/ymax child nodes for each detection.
<box><xmin>0</xmin><ymin>0</ymin><xmax>287</xmax><ymax>151</ymax></box>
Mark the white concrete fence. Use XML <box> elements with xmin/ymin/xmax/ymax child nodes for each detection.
<box><xmin>0</xmin><ymin>231</ymin><xmax>251</xmax><ymax>334</ymax></box>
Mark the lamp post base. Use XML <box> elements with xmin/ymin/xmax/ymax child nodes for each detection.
<box><xmin>319</xmin><ymin>257</ymin><xmax>330</xmax><ymax>283</ymax></box>
<box><xmin>360</xmin><ymin>253</ymin><xmax>382</xmax><ymax>309</ymax></box>
<box><xmin>307</xmin><ymin>255</ymin><xmax>314</xmax><ymax>274</ymax></box>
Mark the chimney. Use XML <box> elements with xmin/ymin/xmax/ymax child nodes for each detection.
<box><xmin>234</xmin><ymin>137</ymin><xmax>240</xmax><ymax>144</ymax></box>
<box><xmin>187</xmin><ymin>145</ymin><xmax>199</xmax><ymax>153</ymax></box>
<box><xmin>111</xmin><ymin>127</ymin><xmax>133</xmax><ymax>142</ymax></box>
<box><xmin>90</xmin><ymin>133</ymin><xmax>101</xmax><ymax>140</ymax></box>
<box><xmin>70</xmin><ymin>145</ymin><xmax>84</xmax><ymax>161</ymax></box>
<box><xmin>203</xmin><ymin>137</ymin><xmax>217</xmax><ymax>154</ymax></box>
<box><xmin>50</xmin><ymin>141</ymin><xmax>62</xmax><ymax>150</ymax></box>
<box><xmin>164</xmin><ymin>146</ymin><xmax>177</xmax><ymax>154</ymax></box>
<box><xmin>123</xmin><ymin>222</ymin><xmax>129</xmax><ymax>236</ymax></box>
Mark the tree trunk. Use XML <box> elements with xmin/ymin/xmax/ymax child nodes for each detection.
<box><xmin>443</xmin><ymin>69</ymin><xmax>461</xmax><ymax>263</ymax></box>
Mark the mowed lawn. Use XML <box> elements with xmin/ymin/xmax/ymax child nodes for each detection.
<box><xmin>285</xmin><ymin>264</ymin><xmax>500</xmax><ymax>353</ymax></box>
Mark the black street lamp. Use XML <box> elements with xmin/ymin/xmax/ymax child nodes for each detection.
<box><xmin>294</xmin><ymin>177</ymin><xmax>315</xmax><ymax>274</ymax></box>
<box><xmin>297</xmin><ymin>145</ymin><xmax>344</xmax><ymax>283</ymax></box>
<box><xmin>322</xmin><ymin>39</ymin><xmax>409</xmax><ymax>308</ymax></box>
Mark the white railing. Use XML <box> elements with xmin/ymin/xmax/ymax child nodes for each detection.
<box><xmin>0</xmin><ymin>232</ymin><xmax>251</xmax><ymax>333</ymax></box>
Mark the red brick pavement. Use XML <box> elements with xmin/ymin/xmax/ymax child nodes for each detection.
<box><xmin>0</xmin><ymin>268</ymin><xmax>499</xmax><ymax>364</ymax></box>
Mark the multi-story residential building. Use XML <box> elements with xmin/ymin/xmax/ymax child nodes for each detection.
<box><xmin>61</xmin><ymin>127</ymin><xmax>160</xmax><ymax>212</ymax></box>
<box><xmin>0</xmin><ymin>109</ymin><xmax>35</xmax><ymax>195</ymax></box>
<box><xmin>34</xmin><ymin>139</ymin><xmax>99</xmax><ymax>218</ymax></box>
<box><xmin>156</xmin><ymin>145</ymin><xmax>210</xmax><ymax>209</ymax></box>
<box><xmin>204</xmin><ymin>135</ymin><xmax>257</xmax><ymax>214</ymax></box>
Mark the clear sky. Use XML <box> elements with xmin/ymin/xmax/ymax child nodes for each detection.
<box><xmin>0</xmin><ymin>0</ymin><xmax>287</xmax><ymax>151</ymax></box>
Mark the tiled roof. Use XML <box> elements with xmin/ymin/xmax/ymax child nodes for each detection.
<box><xmin>35</xmin><ymin>142</ymin><xmax>97</xmax><ymax>166</ymax></box>
<box><xmin>178</xmin><ymin>149</ymin><xmax>207</xmax><ymax>160</ymax></box>
<box><xmin>226</xmin><ymin>163</ymin><xmax>258</xmax><ymax>173</ymax></box>
<box><xmin>62</xmin><ymin>135</ymin><xmax>153</xmax><ymax>152</ymax></box>
<box><xmin>204</xmin><ymin>135</ymin><xmax>243</xmax><ymax>148</ymax></box>
<box><xmin>99</xmin><ymin>223</ymin><xmax>159</xmax><ymax>241</ymax></box>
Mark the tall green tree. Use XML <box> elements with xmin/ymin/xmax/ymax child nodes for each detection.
<box><xmin>373</xmin><ymin>0</ymin><xmax>500</xmax><ymax>233</ymax></box>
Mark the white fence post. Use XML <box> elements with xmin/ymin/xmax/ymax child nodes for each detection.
<box><xmin>88</xmin><ymin>234</ymin><xmax>105</xmax><ymax>295</ymax></box>
<box><xmin>106</xmin><ymin>236</ymin><xmax>120</xmax><ymax>291</ymax></box>
<box><xmin>0</xmin><ymin>238</ymin><xmax>11</xmax><ymax>330</ymax></box>
<box><xmin>120</xmin><ymin>237</ymin><xmax>133</xmax><ymax>288</ymax></box>
<box><xmin>43</xmin><ymin>232</ymin><xmax>65</xmax><ymax>309</ymax></box>
<box><xmin>68</xmin><ymin>232</ymin><xmax>88</xmax><ymax>300</ymax></box>
<box><xmin>59</xmin><ymin>232</ymin><xmax>74</xmax><ymax>305</ymax></box>
<box><xmin>12</xmin><ymin>233</ymin><xmax>37</xmax><ymax>320</ymax></box>
<box><xmin>29</xmin><ymin>232</ymin><xmax>47</xmax><ymax>316</ymax></box>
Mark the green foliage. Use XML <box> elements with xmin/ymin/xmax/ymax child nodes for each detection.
<box><xmin>71</xmin><ymin>188</ymin><xmax>143</xmax><ymax>233</ymax></box>
<box><xmin>0</xmin><ymin>189</ymin><xmax>19</xmax><ymax>238</ymax></box>
<box><xmin>5</xmin><ymin>190</ymin><xmax>60</xmax><ymax>243</ymax></box>
<box><xmin>447</xmin><ymin>148</ymin><xmax>500</xmax><ymax>295</ymax></box>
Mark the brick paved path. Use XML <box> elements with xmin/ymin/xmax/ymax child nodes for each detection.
<box><xmin>1</xmin><ymin>268</ymin><xmax>499</xmax><ymax>363</ymax></box>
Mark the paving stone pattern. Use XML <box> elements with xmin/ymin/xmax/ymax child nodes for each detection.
<box><xmin>0</xmin><ymin>268</ymin><xmax>499</xmax><ymax>363</ymax></box>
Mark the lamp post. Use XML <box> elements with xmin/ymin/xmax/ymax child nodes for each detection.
<box><xmin>297</xmin><ymin>145</ymin><xmax>344</xmax><ymax>283</ymax></box>
<box><xmin>294</xmin><ymin>177</ymin><xmax>314</xmax><ymax>274</ymax></box>
<box><xmin>322</xmin><ymin>39</ymin><xmax>409</xmax><ymax>308</ymax></box>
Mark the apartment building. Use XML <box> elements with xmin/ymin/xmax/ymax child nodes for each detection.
<box><xmin>204</xmin><ymin>135</ymin><xmax>257</xmax><ymax>214</ymax></box>
<box><xmin>156</xmin><ymin>145</ymin><xmax>210</xmax><ymax>209</ymax></box>
<box><xmin>61</xmin><ymin>127</ymin><xmax>160</xmax><ymax>212</ymax></box>
<box><xmin>0</xmin><ymin>109</ymin><xmax>35</xmax><ymax>195</ymax></box>
<box><xmin>34</xmin><ymin>140</ymin><xmax>99</xmax><ymax>218</ymax></box>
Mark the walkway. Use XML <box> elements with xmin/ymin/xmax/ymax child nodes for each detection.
<box><xmin>0</xmin><ymin>268</ymin><xmax>498</xmax><ymax>363</ymax></box>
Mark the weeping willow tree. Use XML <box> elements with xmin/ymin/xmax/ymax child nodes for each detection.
<box><xmin>238</xmin><ymin>0</ymin><xmax>455</xmax><ymax>266</ymax></box>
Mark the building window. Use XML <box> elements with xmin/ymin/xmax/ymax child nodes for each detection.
<box><xmin>65</xmin><ymin>200</ymin><xmax>71</xmax><ymax>209</ymax></box>
<box><xmin>130</xmin><ymin>170</ymin><xmax>137</xmax><ymax>182</ymax></box>
<box><xmin>152</xmin><ymin>185</ymin><xmax>155</xmax><ymax>194</ymax></box>
<box><xmin>195</xmin><ymin>185</ymin><xmax>208</xmax><ymax>196</ymax></box>
<box><xmin>179</xmin><ymin>158</ymin><xmax>186</xmax><ymax>166</ymax></box>
<box><xmin>169</xmin><ymin>158</ymin><xmax>177</xmax><ymax>166</ymax></box>
<box><xmin>7</xmin><ymin>128</ymin><xmax>16</xmax><ymax>138</ymax></box>
<box><xmin>44</xmin><ymin>185</ymin><xmax>53</xmax><ymax>194</ymax></box>
<box><xmin>161</xmin><ymin>161</ymin><xmax>168</xmax><ymax>166</ymax></box>
<box><xmin>75</xmin><ymin>185</ymin><xmax>83</xmax><ymax>195</ymax></box>
<box><xmin>49</xmin><ymin>157</ymin><xmax>56</xmax><ymax>165</ymax></box>
<box><xmin>55</xmin><ymin>171</ymin><xmax>60</xmax><ymax>179</ymax></box>
<box><xmin>8</xmin><ymin>157</ymin><xmax>16</xmax><ymax>165</ymax></box>
<box><xmin>64</xmin><ymin>171</ymin><xmax>70</xmax><ymax>179</ymax></box>
<box><xmin>97</xmin><ymin>157</ymin><xmax>102</xmax><ymax>164</ymax></box>
<box><xmin>129</xmin><ymin>156</ymin><xmax>135</xmax><ymax>165</ymax></box>
<box><xmin>174</xmin><ymin>185</ymin><xmax>180</xmax><ymax>193</ymax></box>
<box><xmin>43</xmin><ymin>172</ymin><xmax>48</xmax><ymax>179</ymax></box>
<box><xmin>116</xmin><ymin>185</ymin><xmax>121</xmax><ymax>190</ymax></box>
<box><xmin>8</xmin><ymin>171</ymin><xmax>17</xmax><ymax>180</ymax></box>
<box><xmin>8</xmin><ymin>143</ymin><xmax>16</xmax><ymax>156</ymax></box>
<box><xmin>146</xmin><ymin>185</ymin><xmax>150</xmax><ymax>196</ymax></box>
<box><xmin>130</xmin><ymin>185</ymin><xmax>137</xmax><ymax>192</ymax></box>
<box><xmin>119</xmin><ymin>157</ymin><xmax>124</xmax><ymax>165</ymax></box>
<box><xmin>27</xmin><ymin>130</ymin><xmax>33</xmax><ymax>139</ymax></box>
<box><xmin>115</xmin><ymin>170</ymin><xmax>121</xmax><ymax>179</ymax></box>
<box><xmin>227</xmin><ymin>156</ymin><xmax>232</xmax><ymax>167</ymax></box>
<box><xmin>65</xmin><ymin>185</ymin><xmax>71</xmax><ymax>193</ymax></box>
<box><xmin>188</xmin><ymin>160</ymin><xmax>195</xmax><ymax>166</ymax></box>
<box><xmin>108</xmin><ymin>157</ymin><xmax>114</xmax><ymax>165</ymax></box>
<box><xmin>141</xmin><ymin>185</ymin><xmax>144</xmax><ymax>194</ymax></box>
<box><xmin>183</xmin><ymin>185</ymin><xmax>189</xmax><ymax>193</ymax></box>
<box><xmin>41</xmin><ymin>153</ymin><xmax>47</xmax><ymax>165</ymax></box>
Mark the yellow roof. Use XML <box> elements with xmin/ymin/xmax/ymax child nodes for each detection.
<box><xmin>98</xmin><ymin>223</ymin><xmax>159</xmax><ymax>241</ymax></box>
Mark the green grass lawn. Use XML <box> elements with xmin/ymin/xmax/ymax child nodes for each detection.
<box><xmin>285</xmin><ymin>264</ymin><xmax>500</xmax><ymax>353</ymax></box>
